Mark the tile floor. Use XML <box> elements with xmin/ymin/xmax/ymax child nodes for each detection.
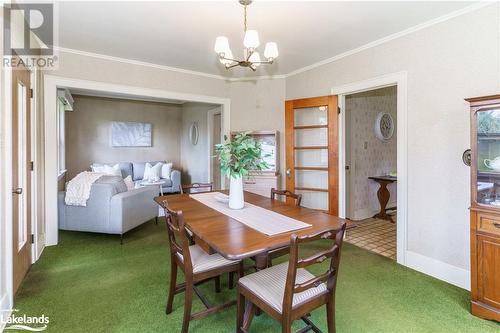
<box><xmin>345</xmin><ymin>216</ymin><xmax>396</xmax><ymax>260</ymax></box>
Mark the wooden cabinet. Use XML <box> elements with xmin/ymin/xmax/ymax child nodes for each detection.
<box><xmin>467</xmin><ymin>95</ymin><xmax>500</xmax><ymax>321</ymax></box>
<box><xmin>232</xmin><ymin>130</ymin><xmax>281</xmax><ymax>198</ymax></box>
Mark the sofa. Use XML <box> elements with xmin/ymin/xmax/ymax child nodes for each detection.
<box><xmin>58</xmin><ymin>175</ymin><xmax>158</xmax><ymax>242</ymax></box>
<box><xmin>91</xmin><ymin>161</ymin><xmax>181</xmax><ymax>193</ymax></box>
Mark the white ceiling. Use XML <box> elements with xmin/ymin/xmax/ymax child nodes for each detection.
<box><xmin>58</xmin><ymin>1</ymin><xmax>476</xmax><ymax>78</ymax></box>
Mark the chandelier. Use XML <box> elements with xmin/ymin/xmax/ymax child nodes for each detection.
<box><xmin>214</xmin><ymin>0</ymin><xmax>279</xmax><ymax>71</ymax></box>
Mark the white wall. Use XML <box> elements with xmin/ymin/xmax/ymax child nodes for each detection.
<box><xmin>286</xmin><ymin>5</ymin><xmax>500</xmax><ymax>281</ymax></box>
<box><xmin>180</xmin><ymin>103</ymin><xmax>219</xmax><ymax>184</ymax></box>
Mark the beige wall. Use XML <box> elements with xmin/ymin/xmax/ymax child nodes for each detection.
<box><xmin>286</xmin><ymin>4</ymin><xmax>500</xmax><ymax>272</ymax></box>
<box><xmin>180</xmin><ymin>103</ymin><xmax>220</xmax><ymax>184</ymax></box>
<box><xmin>228</xmin><ymin>79</ymin><xmax>286</xmax><ymax>187</ymax></box>
<box><xmin>65</xmin><ymin>95</ymin><xmax>182</xmax><ymax>178</ymax></box>
<box><xmin>346</xmin><ymin>86</ymin><xmax>397</xmax><ymax>220</ymax></box>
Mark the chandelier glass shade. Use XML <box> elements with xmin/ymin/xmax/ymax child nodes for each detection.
<box><xmin>214</xmin><ymin>0</ymin><xmax>278</xmax><ymax>71</ymax></box>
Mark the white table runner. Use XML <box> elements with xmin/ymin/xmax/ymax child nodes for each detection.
<box><xmin>190</xmin><ymin>192</ymin><xmax>311</xmax><ymax>236</ymax></box>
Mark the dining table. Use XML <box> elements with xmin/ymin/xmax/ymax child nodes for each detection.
<box><xmin>154</xmin><ymin>190</ymin><xmax>352</xmax><ymax>330</ymax></box>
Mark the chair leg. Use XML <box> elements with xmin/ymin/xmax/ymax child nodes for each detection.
<box><xmin>229</xmin><ymin>272</ymin><xmax>234</xmax><ymax>290</ymax></box>
<box><xmin>120</xmin><ymin>234</ymin><xmax>123</xmax><ymax>245</ymax></box>
<box><xmin>326</xmin><ymin>299</ymin><xmax>336</xmax><ymax>333</ymax></box>
<box><xmin>155</xmin><ymin>216</ymin><xmax>158</xmax><ymax>225</ymax></box>
<box><xmin>166</xmin><ymin>262</ymin><xmax>177</xmax><ymax>314</ymax></box>
<box><xmin>236</xmin><ymin>291</ymin><xmax>245</xmax><ymax>333</ymax></box>
<box><xmin>215</xmin><ymin>276</ymin><xmax>221</xmax><ymax>293</ymax></box>
<box><xmin>181</xmin><ymin>283</ymin><xmax>193</xmax><ymax>333</ymax></box>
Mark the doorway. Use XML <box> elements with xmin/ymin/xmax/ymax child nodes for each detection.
<box><xmin>12</xmin><ymin>62</ymin><xmax>32</xmax><ymax>294</ymax></box>
<box><xmin>344</xmin><ymin>86</ymin><xmax>397</xmax><ymax>260</ymax></box>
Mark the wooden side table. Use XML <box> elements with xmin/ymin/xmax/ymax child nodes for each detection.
<box><xmin>368</xmin><ymin>176</ymin><xmax>397</xmax><ymax>222</ymax></box>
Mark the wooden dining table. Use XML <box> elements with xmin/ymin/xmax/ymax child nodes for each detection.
<box><xmin>154</xmin><ymin>191</ymin><xmax>351</xmax><ymax>330</ymax></box>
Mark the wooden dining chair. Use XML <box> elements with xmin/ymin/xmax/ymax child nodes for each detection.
<box><xmin>271</xmin><ymin>188</ymin><xmax>303</xmax><ymax>206</ymax></box>
<box><xmin>181</xmin><ymin>183</ymin><xmax>213</xmax><ymax>194</ymax></box>
<box><xmin>237</xmin><ymin>222</ymin><xmax>347</xmax><ymax>333</ymax></box>
<box><xmin>263</xmin><ymin>188</ymin><xmax>303</xmax><ymax>266</ymax></box>
<box><xmin>163</xmin><ymin>202</ymin><xmax>243</xmax><ymax>333</ymax></box>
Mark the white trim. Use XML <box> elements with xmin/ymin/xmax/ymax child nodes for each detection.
<box><xmin>1</xmin><ymin>67</ymin><xmax>14</xmax><ymax>316</ymax></box>
<box><xmin>332</xmin><ymin>71</ymin><xmax>408</xmax><ymax>266</ymax></box>
<box><xmin>53</xmin><ymin>2</ymin><xmax>491</xmax><ymax>81</ymax></box>
<box><xmin>0</xmin><ymin>293</ymin><xmax>12</xmax><ymax>332</ymax></box>
<box><xmin>207</xmin><ymin>107</ymin><xmax>222</xmax><ymax>187</ymax></box>
<box><xmin>287</xmin><ymin>2</ymin><xmax>492</xmax><ymax>77</ymax></box>
<box><xmin>406</xmin><ymin>251</ymin><xmax>470</xmax><ymax>290</ymax></box>
<box><xmin>43</xmin><ymin>75</ymin><xmax>231</xmax><ymax>246</ymax></box>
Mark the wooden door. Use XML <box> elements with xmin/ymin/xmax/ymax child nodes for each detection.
<box><xmin>12</xmin><ymin>63</ymin><xmax>32</xmax><ymax>294</ymax></box>
<box><xmin>285</xmin><ymin>96</ymin><xmax>338</xmax><ymax>215</ymax></box>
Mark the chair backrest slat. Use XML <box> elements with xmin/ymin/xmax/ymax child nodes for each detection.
<box><xmin>282</xmin><ymin>223</ymin><xmax>346</xmax><ymax>313</ymax></box>
<box><xmin>181</xmin><ymin>183</ymin><xmax>213</xmax><ymax>194</ymax></box>
<box><xmin>270</xmin><ymin>188</ymin><xmax>302</xmax><ymax>206</ymax></box>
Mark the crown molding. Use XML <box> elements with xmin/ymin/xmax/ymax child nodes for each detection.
<box><xmin>286</xmin><ymin>1</ymin><xmax>494</xmax><ymax>77</ymax></box>
<box><xmin>55</xmin><ymin>1</ymin><xmax>493</xmax><ymax>82</ymax></box>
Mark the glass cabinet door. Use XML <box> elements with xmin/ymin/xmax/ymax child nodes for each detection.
<box><xmin>476</xmin><ymin>108</ymin><xmax>500</xmax><ymax>206</ymax></box>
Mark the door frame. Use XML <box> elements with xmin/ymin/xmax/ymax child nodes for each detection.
<box><xmin>43</xmin><ymin>75</ymin><xmax>231</xmax><ymax>246</ymax></box>
<box><xmin>207</xmin><ymin>107</ymin><xmax>223</xmax><ymax>187</ymax></box>
<box><xmin>331</xmin><ymin>71</ymin><xmax>408</xmax><ymax>265</ymax></box>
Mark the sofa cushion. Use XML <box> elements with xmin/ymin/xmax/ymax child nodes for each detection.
<box><xmin>91</xmin><ymin>162</ymin><xmax>133</xmax><ymax>178</ymax></box>
<box><xmin>96</xmin><ymin>175</ymin><xmax>128</xmax><ymax>194</ymax></box>
<box><xmin>132</xmin><ymin>161</ymin><xmax>165</xmax><ymax>181</ymax></box>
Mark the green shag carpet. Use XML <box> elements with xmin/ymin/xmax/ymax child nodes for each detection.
<box><xmin>13</xmin><ymin>220</ymin><xmax>500</xmax><ymax>333</ymax></box>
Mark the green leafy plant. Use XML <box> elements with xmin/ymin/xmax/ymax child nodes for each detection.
<box><xmin>215</xmin><ymin>132</ymin><xmax>269</xmax><ymax>179</ymax></box>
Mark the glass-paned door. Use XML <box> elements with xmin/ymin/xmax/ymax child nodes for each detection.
<box><xmin>285</xmin><ymin>96</ymin><xmax>338</xmax><ymax>215</ymax></box>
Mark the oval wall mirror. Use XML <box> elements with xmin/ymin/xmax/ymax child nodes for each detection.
<box><xmin>189</xmin><ymin>122</ymin><xmax>199</xmax><ymax>145</ymax></box>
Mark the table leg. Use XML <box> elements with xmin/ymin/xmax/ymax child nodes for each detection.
<box><xmin>242</xmin><ymin>252</ymin><xmax>268</xmax><ymax>331</ymax></box>
<box><xmin>373</xmin><ymin>180</ymin><xmax>393</xmax><ymax>222</ymax></box>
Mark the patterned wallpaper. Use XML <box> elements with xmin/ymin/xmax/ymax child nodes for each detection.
<box><xmin>346</xmin><ymin>86</ymin><xmax>397</xmax><ymax>220</ymax></box>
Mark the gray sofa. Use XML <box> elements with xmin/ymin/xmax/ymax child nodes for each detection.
<box><xmin>58</xmin><ymin>176</ymin><xmax>158</xmax><ymax>242</ymax></box>
<box><xmin>91</xmin><ymin>161</ymin><xmax>181</xmax><ymax>193</ymax></box>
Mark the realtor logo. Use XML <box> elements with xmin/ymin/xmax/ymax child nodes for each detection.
<box><xmin>1</xmin><ymin>309</ymin><xmax>49</xmax><ymax>331</ymax></box>
<box><xmin>3</xmin><ymin>2</ymin><xmax>58</xmax><ymax>69</ymax></box>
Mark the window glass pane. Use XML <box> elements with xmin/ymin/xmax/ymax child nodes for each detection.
<box><xmin>295</xmin><ymin>190</ymin><xmax>328</xmax><ymax>210</ymax></box>
<box><xmin>294</xmin><ymin>106</ymin><xmax>327</xmax><ymax>126</ymax></box>
<box><xmin>17</xmin><ymin>82</ymin><xmax>27</xmax><ymax>249</ymax></box>
<box><xmin>476</xmin><ymin>108</ymin><xmax>500</xmax><ymax>207</ymax></box>
<box><xmin>294</xmin><ymin>128</ymin><xmax>328</xmax><ymax>147</ymax></box>
<box><xmin>295</xmin><ymin>170</ymin><xmax>328</xmax><ymax>189</ymax></box>
<box><xmin>295</xmin><ymin>149</ymin><xmax>328</xmax><ymax>168</ymax></box>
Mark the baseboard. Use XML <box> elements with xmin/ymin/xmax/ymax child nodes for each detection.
<box><xmin>405</xmin><ymin>250</ymin><xmax>470</xmax><ymax>290</ymax></box>
<box><xmin>0</xmin><ymin>292</ymin><xmax>12</xmax><ymax>332</ymax></box>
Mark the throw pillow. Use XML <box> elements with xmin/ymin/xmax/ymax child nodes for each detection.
<box><xmin>123</xmin><ymin>175</ymin><xmax>135</xmax><ymax>191</ymax></box>
<box><xmin>103</xmin><ymin>164</ymin><xmax>122</xmax><ymax>177</ymax></box>
<box><xmin>143</xmin><ymin>162</ymin><xmax>162</xmax><ymax>181</ymax></box>
<box><xmin>91</xmin><ymin>164</ymin><xmax>105</xmax><ymax>173</ymax></box>
<box><xmin>161</xmin><ymin>162</ymin><xmax>173</xmax><ymax>179</ymax></box>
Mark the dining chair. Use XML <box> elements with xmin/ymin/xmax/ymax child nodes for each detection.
<box><xmin>181</xmin><ymin>183</ymin><xmax>213</xmax><ymax>194</ymax></box>
<box><xmin>163</xmin><ymin>202</ymin><xmax>243</xmax><ymax>333</ymax></box>
<box><xmin>237</xmin><ymin>223</ymin><xmax>347</xmax><ymax>333</ymax></box>
<box><xmin>271</xmin><ymin>188</ymin><xmax>303</xmax><ymax>206</ymax></box>
<box><xmin>263</xmin><ymin>188</ymin><xmax>303</xmax><ymax>266</ymax></box>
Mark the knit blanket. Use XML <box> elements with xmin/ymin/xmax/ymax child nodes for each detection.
<box><xmin>65</xmin><ymin>171</ymin><xmax>105</xmax><ymax>206</ymax></box>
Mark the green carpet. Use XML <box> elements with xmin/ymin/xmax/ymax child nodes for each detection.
<box><xmin>13</xmin><ymin>220</ymin><xmax>499</xmax><ymax>333</ymax></box>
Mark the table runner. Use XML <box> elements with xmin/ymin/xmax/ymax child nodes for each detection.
<box><xmin>190</xmin><ymin>192</ymin><xmax>311</xmax><ymax>236</ymax></box>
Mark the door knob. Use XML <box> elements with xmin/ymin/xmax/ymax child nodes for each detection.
<box><xmin>12</xmin><ymin>188</ymin><xmax>22</xmax><ymax>195</ymax></box>
<box><xmin>286</xmin><ymin>168</ymin><xmax>292</xmax><ymax>178</ymax></box>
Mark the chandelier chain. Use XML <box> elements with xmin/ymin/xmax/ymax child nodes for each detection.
<box><xmin>244</xmin><ymin>4</ymin><xmax>247</xmax><ymax>32</ymax></box>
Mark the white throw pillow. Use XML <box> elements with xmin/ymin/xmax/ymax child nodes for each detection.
<box><xmin>103</xmin><ymin>164</ymin><xmax>122</xmax><ymax>177</ymax></box>
<box><xmin>123</xmin><ymin>175</ymin><xmax>135</xmax><ymax>191</ymax></box>
<box><xmin>161</xmin><ymin>162</ymin><xmax>173</xmax><ymax>179</ymax></box>
<box><xmin>92</xmin><ymin>164</ymin><xmax>121</xmax><ymax>176</ymax></box>
<box><xmin>143</xmin><ymin>162</ymin><xmax>162</xmax><ymax>181</ymax></box>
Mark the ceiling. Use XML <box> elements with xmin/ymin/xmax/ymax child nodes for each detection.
<box><xmin>58</xmin><ymin>1</ymin><xmax>476</xmax><ymax>78</ymax></box>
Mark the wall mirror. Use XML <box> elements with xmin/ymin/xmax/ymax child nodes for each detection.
<box><xmin>189</xmin><ymin>122</ymin><xmax>199</xmax><ymax>145</ymax></box>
